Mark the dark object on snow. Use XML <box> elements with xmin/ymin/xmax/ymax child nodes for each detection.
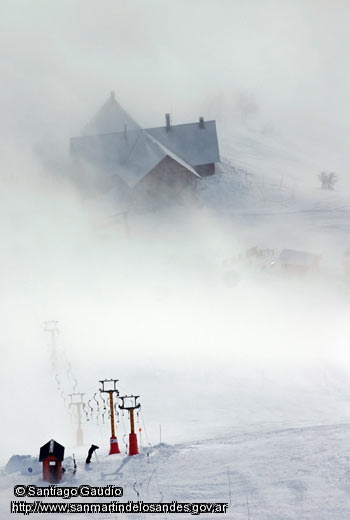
<box><xmin>39</xmin><ymin>439</ymin><xmax>65</xmax><ymax>483</ymax></box>
<box><xmin>85</xmin><ymin>444</ymin><xmax>99</xmax><ymax>464</ymax></box>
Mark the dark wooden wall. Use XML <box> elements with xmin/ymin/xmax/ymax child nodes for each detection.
<box><xmin>134</xmin><ymin>155</ymin><xmax>197</xmax><ymax>200</ymax></box>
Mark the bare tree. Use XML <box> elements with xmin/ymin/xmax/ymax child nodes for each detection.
<box><xmin>327</xmin><ymin>172</ymin><xmax>337</xmax><ymax>190</ymax></box>
<box><xmin>318</xmin><ymin>171</ymin><xmax>337</xmax><ymax>190</ymax></box>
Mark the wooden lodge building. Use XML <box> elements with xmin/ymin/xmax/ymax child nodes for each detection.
<box><xmin>70</xmin><ymin>92</ymin><xmax>220</xmax><ymax>207</ymax></box>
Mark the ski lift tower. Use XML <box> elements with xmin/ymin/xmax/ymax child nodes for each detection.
<box><xmin>119</xmin><ymin>395</ymin><xmax>141</xmax><ymax>456</ymax></box>
<box><xmin>43</xmin><ymin>320</ymin><xmax>59</xmax><ymax>369</ymax></box>
<box><xmin>43</xmin><ymin>320</ymin><xmax>59</xmax><ymax>349</ymax></box>
<box><xmin>99</xmin><ymin>379</ymin><xmax>120</xmax><ymax>454</ymax></box>
<box><xmin>68</xmin><ymin>393</ymin><xmax>85</xmax><ymax>446</ymax></box>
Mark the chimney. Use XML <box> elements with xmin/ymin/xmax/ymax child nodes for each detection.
<box><xmin>199</xmin><ymin>116</ymin><xmax>205</xmax><ymax>129</ymax></box>
<box><xmin>110</xmin><ymin>91</ymin><xmax>115</xmax><ymax>100</ymax></box>
<box><xmin>165</xmin><ymin>113</ymin><xmax>171</xmax><ymax>131</ymax></box>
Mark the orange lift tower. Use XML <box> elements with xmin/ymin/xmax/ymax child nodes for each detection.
<box><xmin>99</xmin><ymin>379</ymin><xmax>120</xmax><ymax>455</ymax></box>
<box><xmin>119</xmin><ymin>395</ymin><xmax>141</xmax><ymax>456</ymax></box>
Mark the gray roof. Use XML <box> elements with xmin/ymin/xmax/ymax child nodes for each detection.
<box><xmin>82</xmin><ymin>92</ymin><xmax>140</xmax><ymax>136</ymax></box>
<box><xmin>145</xmin><ymin>120</ymin><xmax>220</xmax><ymax>166</ymax></box>
<box><xmin>71</xmin><ymin>129</ymin><xmax>200</xmax><ymax>189</ymax></box>
<box><xmin>145</xmin><ymin>132</ymin><xmax>200</xmax><ymax>177</ymax></box>
<box><xmin>72</xmin><ymin>95</ymin><xmax>218</xmax><ymax>189</ymax></box>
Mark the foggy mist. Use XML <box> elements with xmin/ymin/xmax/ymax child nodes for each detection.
<box><xmin>1</xmin><ymin>3</ymin><xmax>350</xmax><ymax>508</ymax></box>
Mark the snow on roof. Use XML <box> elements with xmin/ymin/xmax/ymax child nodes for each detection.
<box><xmin>146</xmin><ymin>120</ymin><xmax>220</xmax><ymax>166</ymax></box>
<box><xmin>145</xmin><ymin>131</ymin><xmax>201</xmax><ymax>178</ymax></box>
<box><xmin>71</xmin><ymin>128</ymin><xmax>200</xmax><ymax>188</ymax></box>
<box><xmin>80</xmin><ymin>94</ymin><xmax>219</xmax><ymax>167</ymax></box>
<box><xmin>72</xmin><ymin>94</ymin><xmax>215</xmax><ymax>188</ymax></box>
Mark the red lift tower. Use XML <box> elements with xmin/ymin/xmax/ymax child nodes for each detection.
<box><xmin>119</xmin><ymin>395</ymin><xmax>141</xmax><ymax>456</ymax></box>
<box><xmin>99</xmin><ymin>379</ymin><xmax>120</xmax><ymax>455</ymax></box>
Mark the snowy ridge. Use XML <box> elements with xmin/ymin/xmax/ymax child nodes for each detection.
<box><xmin>2</xmin><ymin>423</ymin><xmax>350</xmax><ymax>519</ymax></box>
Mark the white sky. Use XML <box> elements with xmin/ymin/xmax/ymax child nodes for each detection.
<box><xmin>1</xmin><ymin>0</ymin><xmax>350</xmax><ymax>158</ymax></box>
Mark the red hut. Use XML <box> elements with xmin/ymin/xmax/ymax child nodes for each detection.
<box><xmin>39</xmin><ymin>439</ymin><xmax>65</xmax><ymax>483</ymax></box>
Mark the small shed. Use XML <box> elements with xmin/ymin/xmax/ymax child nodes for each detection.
<box><xmin>39</xmin><ymin>439</ymin><xmax>65</xmax><ymax>483</ymax></box>
<box><xmin>278</xmin><ymin>249</ymin><xmax>320</xmax><ymax>273</ymax></box>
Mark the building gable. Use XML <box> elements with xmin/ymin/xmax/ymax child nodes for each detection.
<box><xmin>82</xmin><ymin>91</ymin><xmax>140</xmax><ymax>136</ymax></box>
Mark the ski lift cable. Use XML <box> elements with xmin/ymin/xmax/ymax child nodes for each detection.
<box><xmin>131</xmin><ymin>479</ymin><xmax>146</xmax><ymax>520</ymax></box>
<box><xmin>153</xmin><ymin>469</ymin><xmax>164</xmax><ymax>504</ymax></box>
<box><xmin>120</xmin><ymin>409</ymin><xmax>128</xmax><ymax>440</ymax></box>
<box><xmin>140</xmin><ymin>409</ymin><xmax>152</xmax><ymax>447</ymax></box>
<box><xmin>100</xmin><ymin>393</ymin><xmax>107</xmax><ymax>425</ymax></box>
<box><xmin>93</xmin><ymin>392</ymin><xmax>101</xmax><ymax>425</ymax></box>
<box><xmin>85</xmin><ymin>383</ymin><xmax>101</xmax><ymax>394</ymax></box>
<box><xmin>131</xmin><ymin>468</ymin><xmax>148</xmax><ymax>520</ymax></box>
<box><xmin>147</xmin><ymin>467</ymin><xmax>165</xmax><ymax>520</ymax></box>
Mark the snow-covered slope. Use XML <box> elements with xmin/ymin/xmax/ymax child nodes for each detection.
<box><xmin>1</xmin><ymin>125</ymin><xmax>350</xmax><ymax>519</ymax></box>
<box><xmin>2</xmin><ymin>421</ymin><xmax>350</xmax><ymax>519</ymax></box>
